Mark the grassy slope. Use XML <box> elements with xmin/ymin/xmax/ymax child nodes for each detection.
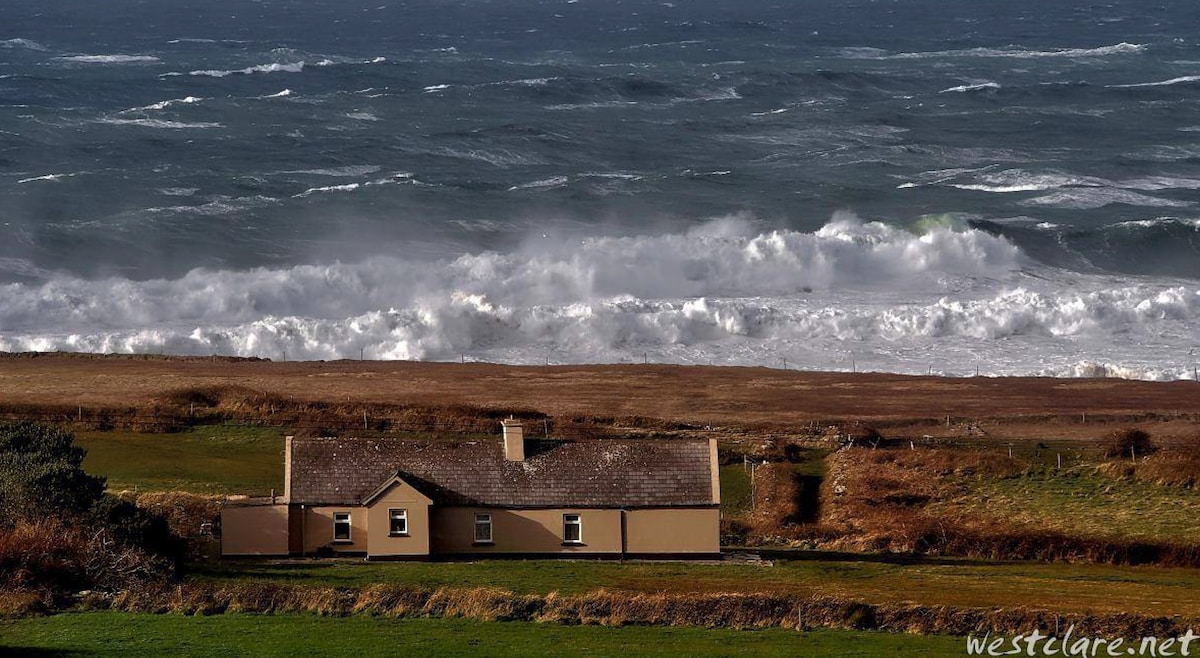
<box><xmin>77</xmin><ymin>425</ymin><xmax>284</xmax><ymax>495</ymax></box>
<box><xmin>929</xmin><ymin>471</ymin><xmax>1200</xmax><ymax>541</ymax></box>
<box><xmin>0</xmin><ymin>613</ymin><xmax>960</xmax><ymax>658</ymax></box>
<box><xmin>194</xmin><ymin>556</ymin><xmax>1200</xmax><ymax>617</ymax></box>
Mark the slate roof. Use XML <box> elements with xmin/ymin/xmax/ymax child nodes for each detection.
<box><xmin>287</xmin><ymin>437</ymin><xmax>716</xmax><ymax>508</ymax></box>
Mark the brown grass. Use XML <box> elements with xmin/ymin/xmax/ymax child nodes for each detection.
<box><xmin>3</xmin><ymin>354</ymin><xmax>1200</xmax><ymax>433</ymax></box>
<box><xmin>0</xmin><ymin>519</ymin><xmax>89</xmax><ymax>594</ymax></box>
<box><xmin>64</xmin><ymin>581</ymin><xmax>1197</xmax><ymax>637</ymax></box>
<box><xmin>117</xmin><ymin>491</ymin><xmax>223</xmax><ymax>538</ymax></box>
<box><xmin>819</xmin><ymin>447</ymin><xmax>1024</xmax><ymax>541</ymax></box>
<box><xmin>747</xmin><ymin>463</ymin><xmax>803</xmax><ymax>533</ymax></box>
<box><xmin>1100</xmin><ymin>443</ymin><xmax>1200</xmax><ymax>489</ymax></box>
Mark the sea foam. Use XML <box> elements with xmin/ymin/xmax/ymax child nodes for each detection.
<box><xmin>0</xmin><ymin>217</ymin><xmax>1196</xmax><ymax>379</ymax></box>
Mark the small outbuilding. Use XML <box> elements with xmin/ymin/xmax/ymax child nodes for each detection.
<box><xmin>221</xmin><ymin>420</ymin><xmax>721</xmax><ymax>559</ymax></box>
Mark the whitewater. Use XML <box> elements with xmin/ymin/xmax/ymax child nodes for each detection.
<box><xmin>2</xmin><ymin>0</ymin><xmax>1200</xmax><ymax>380</ymax></box>
<box><xmin>1</xmin><ymin>215</ymin><xmax>1197</xmax><ymax>380</ymax></box>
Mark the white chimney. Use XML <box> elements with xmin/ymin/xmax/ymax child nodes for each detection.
<box><xmin>501</xmin><ymin>417</ymin><xmax>525</xmax><ymax>461</ymax></box>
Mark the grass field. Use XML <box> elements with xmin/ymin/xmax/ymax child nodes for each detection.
<box><xmin>194</xmin><ymin>555</ymin><xmax>1200</xmax><ymax>617</ymax></box>
<box><xmin>76</xmin><ymin>425</ymin><xmax>284</xmax><ymax>495</ymax></box>
<box><xmin>928</xmin><ymin>469</ymin><xmax>1200</xmax><ymax>542</ymax></box>
<box><xmin>0</xmin><ymin>612</ymin><xmax>960</xmax><ymax>657</ymax></box>
<box><xmin>720</xmin><ymin>465</ymin><xmax>752</xmax><ymax>516</ymax></box>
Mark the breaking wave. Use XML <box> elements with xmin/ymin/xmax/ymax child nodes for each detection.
<box><xmin>98</xmin><ymin>118</ymin><xmax>223</xmax><ymax>129</ymax></box>
<box><xmin>17</xmin><ymin>173</ymin><xmax>83</xmax><ymax>184</ymax></box>
<box><xmin>903</xmin><ymin>168</ymin><xmax>1200</xmax><ymax>209</ymax></box>
<box><xmin>120</xmin><ymin>96</ymin><xmax>203</xmax><ymax>113</ymax></box>
<box><xmin>877</xmin><ymin>42</ymin><xmax>1145</xmax><ymax>60</ymax></box>
<box><xmin>187</xmin><ymin>62</ymin><xmax>305</xmax><ymax>77</ymax></box>
<box><xmin>0</xmin><ymin>39</ymin><xmax>48</xmax><ymax>51</ymax></box>
<box><xmin>2</xmin><ymin>216</ymin><xmax>1197</xmax><ymax>379</ymax></box>
<box><xmin>0</xmin><ymin>215</ymin><xmax>1019</xmax><ymax>329</ymax></box>
<box><xmin>56</xmin><ymin>54</ymin><xmax>161</xmax><ymax>64</ymax></box>
<box><xmin>1109</xmin><ymin>75</ymin><xmax>1200</xmax><ymax>88</ymax></box>
<box><xmin>940</xmin><ymin>82</ymin><xmax>1001</xmax><ymax>94</ymax></box>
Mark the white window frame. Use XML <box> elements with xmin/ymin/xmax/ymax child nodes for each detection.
<box><xmin>333</xmin><ymin>512</ymin><xmax>352</xmax><ymax>543</ymax></box>
<box><xmin>474</xmin><ymin>513</ymin><xmax>493</xmax><ymax>543</ymax></box>
<box><xmin>562</xmin><ymin>513</ymin><xmax>582</xmax><ymax>544</ymax></box>
<box><xmin>388</xmin><ymin>508</ymin><xmax>408</xmax><ymax>536</ymax></box>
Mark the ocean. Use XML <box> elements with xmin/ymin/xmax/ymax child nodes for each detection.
<box><xmin>2</xmin><ymin>0</ymin><xmax>1199</xmax><ymax>379</ymax></box>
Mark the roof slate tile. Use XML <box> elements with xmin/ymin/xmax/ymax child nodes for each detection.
<box><xmin>289</xmin><ymin>437</ymin><xmax>714</xmax><ymax>508</ymax></box>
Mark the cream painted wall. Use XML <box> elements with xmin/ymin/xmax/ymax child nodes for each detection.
<box><xmin>221</xmin><ymin>505</ymin><xmax>289</xmax><ymax>556</ymax></box>
<box><xmin>365</xmin><ymin>479</ymin><xmax>432</xmax><ymax>557</ymax></box>
<box><xmin>624</xmin><ymin>508</ymin><xmax>720</xmax><ymax>554</ymax></box>
<box><xmin>303</xmin><ymin>506</ymin><xmax>368</xmax><ymax>554</ymax></box>
<box><xmin>431</xmin><ymin>508</ymin><xmax>623</xmax><ymax>554</ymax></box>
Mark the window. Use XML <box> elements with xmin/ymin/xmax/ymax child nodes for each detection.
<box><xmin>389</xmin><ymin>509</ymin><xmax>408</xmax><ymax>536</ymax></box>
<box><xmin>333</xmin><ymin>512</ymin><xmax>352</xmax><ymax>542</ymax></box>
<box><xmin>562</xmin><ymin>514</ymin><xmax>582</xmax><ymax>544</ymax></box>
<box><xmin>474</xmin><ymin>513</ymin><xmax>493</xmax><ymax>543</ymax></box>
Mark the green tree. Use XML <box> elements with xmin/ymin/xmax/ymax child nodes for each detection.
<box><xmin>0</xmin><ymin>421</ymin><xmax>106</xmax><ymax>524</ymax></box>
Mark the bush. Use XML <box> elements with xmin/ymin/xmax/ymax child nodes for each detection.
<box><xmin>0</xmin><ymin>421</ymin><xmax>106</xmax><ymax>523</ymax></box>
<box><xmin>0</xmin><ymin>422</ymin><xmax>181</xmax><ymax>596</ymax></box>
<box><xmin>1103</xmin><ymin>428</ymin><xmax>1157</xmax><ymax>460</ymax></box>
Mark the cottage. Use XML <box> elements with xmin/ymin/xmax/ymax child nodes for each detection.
<box><xmin>221</xmin><ymin>420</ymin><xmax>721</xmax><ymax>559</ymax></box>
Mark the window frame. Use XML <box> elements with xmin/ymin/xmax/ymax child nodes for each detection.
<box><xmin>562</xmin><ymin>513</ymin><xmax>582</xmax><ymax>544</ymax></box>
<box><xmin>332</xmin><ymin>512</ymin><xmax>353</xmax><ymax>543</ymax></box>
<box><xmin>388</xmin><ymin>508</ymin><xmax>409</xmax><ymax>537</ymax></box>
<box><xmin>473</xmin><ymin>513</ymin><xmax>493</xmax><ymax>544</ymax></box>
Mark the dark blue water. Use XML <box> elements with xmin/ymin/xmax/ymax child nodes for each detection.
<box><xmin>1</xmin><ymin>0</ymin><xmax>1199</xmax><ymax>377</ymax></box>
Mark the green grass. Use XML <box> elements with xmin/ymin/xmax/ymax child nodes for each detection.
<box><xmin>720</xmin><ymin>465</ymin><xmax>752</xmax><ymax>516</ymax></box>
<box><xmin>192</xmin><ymin>555</ymin><xmax>1200</xmax><ymax>617</ymax></box>
<box><xmin>790</xmin><ymin>447</ymin><xmax>831</xmax><ymax>478</ymax></box>
<box><xmin>0</xmin><ymin>613</ymin><xmax>961</xmax><ymax>657</ymax></box>
<box><xmin>76</xmin><ymin>425</ymin><xmax>284</xmax><ymax>495</ymax></box>
<box><xmin>929</xmin><ymin>470</ymin><xmax>1200</xmax><ymax>541</ymax></box>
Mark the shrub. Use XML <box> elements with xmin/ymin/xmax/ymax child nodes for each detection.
<box><xmin>0</xmin><ymin>423</ymin><xmax>181</xmax><ymax>596</ymax></box>
<box><xmin>0</xmin><ymin>421</ymin><xmax>106</xmax><ymax>523</ymax></box>
<box><xmin>1103</xmin><ymin>428</ymin><xmax>1157</xmax><ymax>460</ymax></box>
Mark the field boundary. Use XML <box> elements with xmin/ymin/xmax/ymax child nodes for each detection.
<box><xmin>11</xmin><ymin>582</ymin><xmax>1190</xmax><ymax>638</ymax></box>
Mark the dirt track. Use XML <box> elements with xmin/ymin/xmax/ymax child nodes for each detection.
<box><xmin>1</xmin><ymin>353</ymin><xmax>1198</xmax><ymax>428</ymax></box>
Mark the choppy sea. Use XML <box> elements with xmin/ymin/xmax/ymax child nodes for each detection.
<box><xmin>3</xmin><ymin>0</ymin><xmax>1200</xmax><ymax>379</ymax></box>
